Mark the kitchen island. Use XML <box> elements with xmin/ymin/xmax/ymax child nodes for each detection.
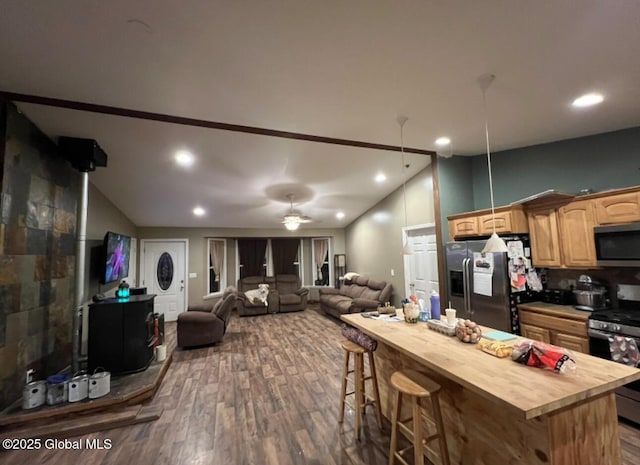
<box><xmin>342</xmin><ymin>313</ymin><xmax>640</xmax><ymax>465</ymax></box>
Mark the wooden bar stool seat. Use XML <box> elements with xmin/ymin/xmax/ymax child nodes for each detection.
<box><xmin>388</xmin><ymin>369</ymin><xmax>450</xmax><ymax>465</ymax></box>
<box><xmin>338</xmin><ymin>339</ymin><xmax>382</xmax><ymax>441</ymax></box>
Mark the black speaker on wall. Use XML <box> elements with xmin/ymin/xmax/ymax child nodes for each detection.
<box><xmin>59</xmin><ymin>136</ymin><xmax>108</xmax><ymax>172</ymax></box>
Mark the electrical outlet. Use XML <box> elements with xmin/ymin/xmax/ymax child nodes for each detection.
<box><xmin>26</xmin><ymin>369</ymin><xmax>34</xmax><ymax>384</ymax></box>
<box><xmin>567</xmin><ymin>279</ymin><xmax>577</xmax><ymax>289</ymax></box>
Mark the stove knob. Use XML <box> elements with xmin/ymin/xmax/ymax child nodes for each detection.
<box><xmin>613</xmin><ymin>324</ymin><xmax>621</xmax><ymax>332</ymax></box>
<box><xmin>599</xmin><ymin>322</ymin><xmax>609</xmax><ymax>330</ymax></box>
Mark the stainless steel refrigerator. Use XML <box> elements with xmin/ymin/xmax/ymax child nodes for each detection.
<box><xmin>445</xmin><ymin>236</ymin><xmax>539</xmax><ymax>333</ymax></box>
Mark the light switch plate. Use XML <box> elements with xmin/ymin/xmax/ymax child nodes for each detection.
<box><xmin>189</xmin><ymin>272</ymin><xmax>197</xmax><ymax>278</ymax></box>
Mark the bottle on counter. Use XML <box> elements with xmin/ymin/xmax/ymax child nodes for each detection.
<box><xmin>430</xmin><ymin>290</ymin><xmax>441</xmax><ymax>320</ymax></box>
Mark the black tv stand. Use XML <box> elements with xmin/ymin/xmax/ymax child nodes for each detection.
<box><xmin>88</xmin><ymin>294</ymin><xmax>157</xmax><ymax>375</ymax></box>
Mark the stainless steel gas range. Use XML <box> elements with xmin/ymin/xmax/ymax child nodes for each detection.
<box><xmin>588</xmin><ymin>284</ymin><xmax>640</xmax><ymax>425</ymax></box>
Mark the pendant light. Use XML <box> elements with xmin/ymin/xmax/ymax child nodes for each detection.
<box><xmin>478</xmin><ymin>74</ymin><xmax>509</xmax><ymax>254</ymax></box>
<box><xmin>398</xmin><ymin>116</ymin><xmax>412</xmax><ymax>255</ymax></box>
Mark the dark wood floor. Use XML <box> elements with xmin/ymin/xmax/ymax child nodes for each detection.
<box><xmin>3</xmin><ymin>306</ymin><xmax>640</xmax><ymax>464</ymax></box>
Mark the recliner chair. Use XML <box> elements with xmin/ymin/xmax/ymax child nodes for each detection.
<box><xmin>237</xmin><ymin>276</ymin><xmax>277</xmax><ymax>316</ymax></box>
<box><xmin>273</xmin><ymin>274</ymin><xmax>309</xmax><ymax>313</ymax></box>
<box><xmin>177</xmin><ymin>290</ymin><xmax>237</xmax><ymax>348</ymax></box>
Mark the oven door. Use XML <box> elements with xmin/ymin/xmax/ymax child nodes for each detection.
<box><xmin>589</xmin><ymin>328</ymin><xmax>640</xmax><ymax>424</ymax></box>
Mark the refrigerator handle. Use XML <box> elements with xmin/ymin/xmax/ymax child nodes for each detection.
<box><xmin>463</xmin><ymin>257</ymin><xmax>471</xmax><ymax>317</ymax></box>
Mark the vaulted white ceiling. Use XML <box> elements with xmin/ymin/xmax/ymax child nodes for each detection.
<box><xmin>1</xmin><ymin>1</ymin><xmax>639</xmax><ymax>228</ymax></box>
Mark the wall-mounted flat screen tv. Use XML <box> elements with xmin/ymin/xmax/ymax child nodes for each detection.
<box><xmin>102</xmin><ymin>231</ymin><xmax>131</xmax><ymax>284</ymax></box>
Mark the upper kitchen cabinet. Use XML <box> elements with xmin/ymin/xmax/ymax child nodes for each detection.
<box><xmin>449</xmin><ymin>215</ymin><xmax>479</xmax><ymax>239</ymax></box>
<box><xmin>558</xmin><ymin>199</ymin><xmax>597</xmax><ymax>267</ymax></box>
<box><xmin>527</xmin><ymin>207</ymin><xmax>563</xmax><ymax>267</ymax></box>
<box><xmin>594</xmin><ymin>188</ymin><xmax>640</xmax><ymax>225</ymax></box>
<box><xmin>526</xmin><ymin>199</ymin><xmax>597</xmax><ymax>268</ymax></box>
<box><xmin>448</xmin><ymin>205</ymin><xmax>528</xmax><ymax>240</ymax></box>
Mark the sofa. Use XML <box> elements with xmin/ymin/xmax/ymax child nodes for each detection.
<box><xmin>177</xmin><ymin>290</ymin><xmax>237</xmax><ymax>348</ymax></box>
<box><xmin>319</xmin><ymin>275</ymin><xmax>392</xmax><ymax>319</ymax></box>
<box><xmin>237</xmin><ymin>275</ymin><xmax>309</xmax><ymax>316</ymax></box>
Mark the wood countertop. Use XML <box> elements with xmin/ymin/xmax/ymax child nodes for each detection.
<box><xmin>518</xmin><ymin>301</ymin><xmax>592</xmax><ymax>321</ymax></box>
<box><xmin>341</xmin><ymin>313</ymin><xmax>640</xmax><ymax>420</ymax></box>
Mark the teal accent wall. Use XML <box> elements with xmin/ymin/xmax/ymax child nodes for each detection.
<box><xmin>436</xmin><ymin>155</ymin><xmax>474</xmax><ymax>241</ymax></box>
<box><xmin>471</xmin><ymin>127</ymin><xmax>640</xmax><ymax>210</ymax></box>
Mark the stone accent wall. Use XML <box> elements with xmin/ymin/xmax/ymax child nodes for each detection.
<box><xmin>0</xmin><ymin>101</ymin><xmax>80</xmax><ymax>411</ymax></box>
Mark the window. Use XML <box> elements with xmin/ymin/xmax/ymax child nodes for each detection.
<box><xmin>312</xmin><ymin>238</ymin><xmax>331</xmax><ymax>286</ymax></box>
<box><xmin>207</xmin><ymin>239</ymin><xmax>227</xmax><ymax>295</ymax></box>
<box><xmin>236</xmin><ymin>238</ymin><xmax>303</xmax><ymax>279</ymax></box>
<box><xmin>237</xmin><ymin>239</ymin><xmax>268</xmax><ymax>279</ymax></box>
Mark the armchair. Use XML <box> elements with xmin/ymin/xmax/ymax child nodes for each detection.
<box><xmin>177</xmin><ymin>291</ymin><xmax>237</xmax><ymax>348</ymax></box>
<box><xmin>274</xmin><ymin>274</ymin><xmax>309</xmax><ymax>313</ymax></box>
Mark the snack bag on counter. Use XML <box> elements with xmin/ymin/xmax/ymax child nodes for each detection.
<box><xmin>511</xmin><ymin>340</ymin><xmax>577</xmax><ymax>373</ymax></box>
<box><xmin>476</xmin><ymin>339</ymin><xmax>513</xmax><ymax>358</ymax></box>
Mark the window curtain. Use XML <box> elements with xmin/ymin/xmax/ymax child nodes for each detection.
<box><xmin>238</xmin><ymin>239</ymin><xmax>267</xmax><ymax>278</ymax></box>
<box><xmin>271</xmin><ymin>239</ymin><xmax>299</xmax><ymax>275</ymax></box>
<box><xmin>314</xmin><ymin>239</ymin><xmax>329</xmax><ymax>280</ymax></box>
<box><xmin>210</xmin><ymin>240</ymin><xmax>224</xmax><ymax>282</ymax></box>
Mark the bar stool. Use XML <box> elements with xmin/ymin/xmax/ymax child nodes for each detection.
<box><xmin>388</xmin><ymin>369</ymin><xmax>450</xmax><ymax>465</ymax></box>
<box><xmin>338</xmin><ymin>340</ymin><xmax>382</xmax><ymax>440</ymax></box>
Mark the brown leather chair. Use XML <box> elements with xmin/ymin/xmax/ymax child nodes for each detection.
<box><xmin>177</xmin><ymin>290</ymin><xmax>237</xmax><ymax>348</ymax></box>
<box><xmin>237</xmin><ymin>276</ymin><xmax>277</xmax><ymax>316</ymax></box>
<box><xmin>273</xmin><ymin>274</ymin><xmax>309</xmax><ymax>313</ymax></box>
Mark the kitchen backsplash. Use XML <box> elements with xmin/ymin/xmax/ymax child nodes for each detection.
<box><xmin>546</xmin><ymin>268</ymin><xmax>640</xmax><ymax>307</ymax></box>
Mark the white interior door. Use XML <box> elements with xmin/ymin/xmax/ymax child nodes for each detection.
<box><xmin>141</xmin><ymin>239</ymin><xmax>188</xmax><ymax>322</ymax></box>
<box><xmin>404</xmin><ymin>226</ymin><xmax>439</xmax><ymax>311</ymax></box>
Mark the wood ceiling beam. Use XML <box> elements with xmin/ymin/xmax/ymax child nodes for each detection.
<box><xmin>0</xmin><ymin>91</ymin><xmax>435</xmax><ymax>156</ymax></box>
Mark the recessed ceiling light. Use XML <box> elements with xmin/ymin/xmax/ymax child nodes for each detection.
<box><xmin>572</xmin><ymin>93</ymin><xmax>604</xmax><ymax>108</ymax></box>
<box><xmin>175</xmin><ymin>150</ymin><xmax>195</xmax><ymax>167</ymax></box>
<box><xmin>193</xmin><ymin>206</ymin><xmax>205</xmax><ymax>216</ymax></box>
<box><xmin>336</xmin><ymin>211</ymin><xmax>345</xmax><ymax>219</ymax></box>
<box><xmin>375</xmin><ymin>173</ymin><xmax>386</xmax><ymax>183</ymax></box>
<box><xmin>435</xmin><ymin>137</ymin><xmax>451</xmax><ymax>146</ymax></box>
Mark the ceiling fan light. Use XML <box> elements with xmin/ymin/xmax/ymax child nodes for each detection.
<box><xmin>284</xmin><ymin>221</ymin><xmax>300</xmax><ymax>231</ymax></box>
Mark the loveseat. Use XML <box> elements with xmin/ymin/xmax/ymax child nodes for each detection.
<box><xmin>237</xmin><ymin>275</ymin><xmax>309</xmax><ymax>316</ymax></box>
<box><xmin>319</xmin><ymin>275</ymin><xmax>392</xmax><ymax>319</ymax></box>
<box><xmin>237</xmin><ymin>276</ymin><xmax>277</xmax><ymax>316</ymax></box>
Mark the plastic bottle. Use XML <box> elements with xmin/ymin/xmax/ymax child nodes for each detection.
<box><xmin>430</xmin><ymin>290</ymin><xmax>441</xmax><ymax>320</ymax></box>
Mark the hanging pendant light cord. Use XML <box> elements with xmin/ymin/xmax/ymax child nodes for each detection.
<box><xmin>482</xmin><ymin>88</ymin><xmax>497</xmax><ymax>235</ymax></box>
<box><xmin>400</xmin><ymin>121</ymin><xmax>408</xmax><ymax>230</ymax></box>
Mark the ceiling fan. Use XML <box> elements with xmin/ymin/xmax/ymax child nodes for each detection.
<box><xmin>281</xmin><ymin>194</ymin><xmax>313</xmax><ymax>231</ymax></box>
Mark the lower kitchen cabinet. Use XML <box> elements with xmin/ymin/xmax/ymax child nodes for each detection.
<box><xmin>554</xmin><ymin>332</ymin><xmax>590</xmax><ymax>353</ymax></box>
<box><xmin>520</xmin><ymin>323</ymin><xmax>551</xmax><ymax>343</ymax></box>
<box><xmin>518</xmin><ymin>303</ymin><xmax>590</xmax><ymax>354</ymax></box>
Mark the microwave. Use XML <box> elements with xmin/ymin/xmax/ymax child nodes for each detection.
<box><xmin>594</xmin><ymin>222</ymin><xmax>640</xmax><ymax>267</ymax></box>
